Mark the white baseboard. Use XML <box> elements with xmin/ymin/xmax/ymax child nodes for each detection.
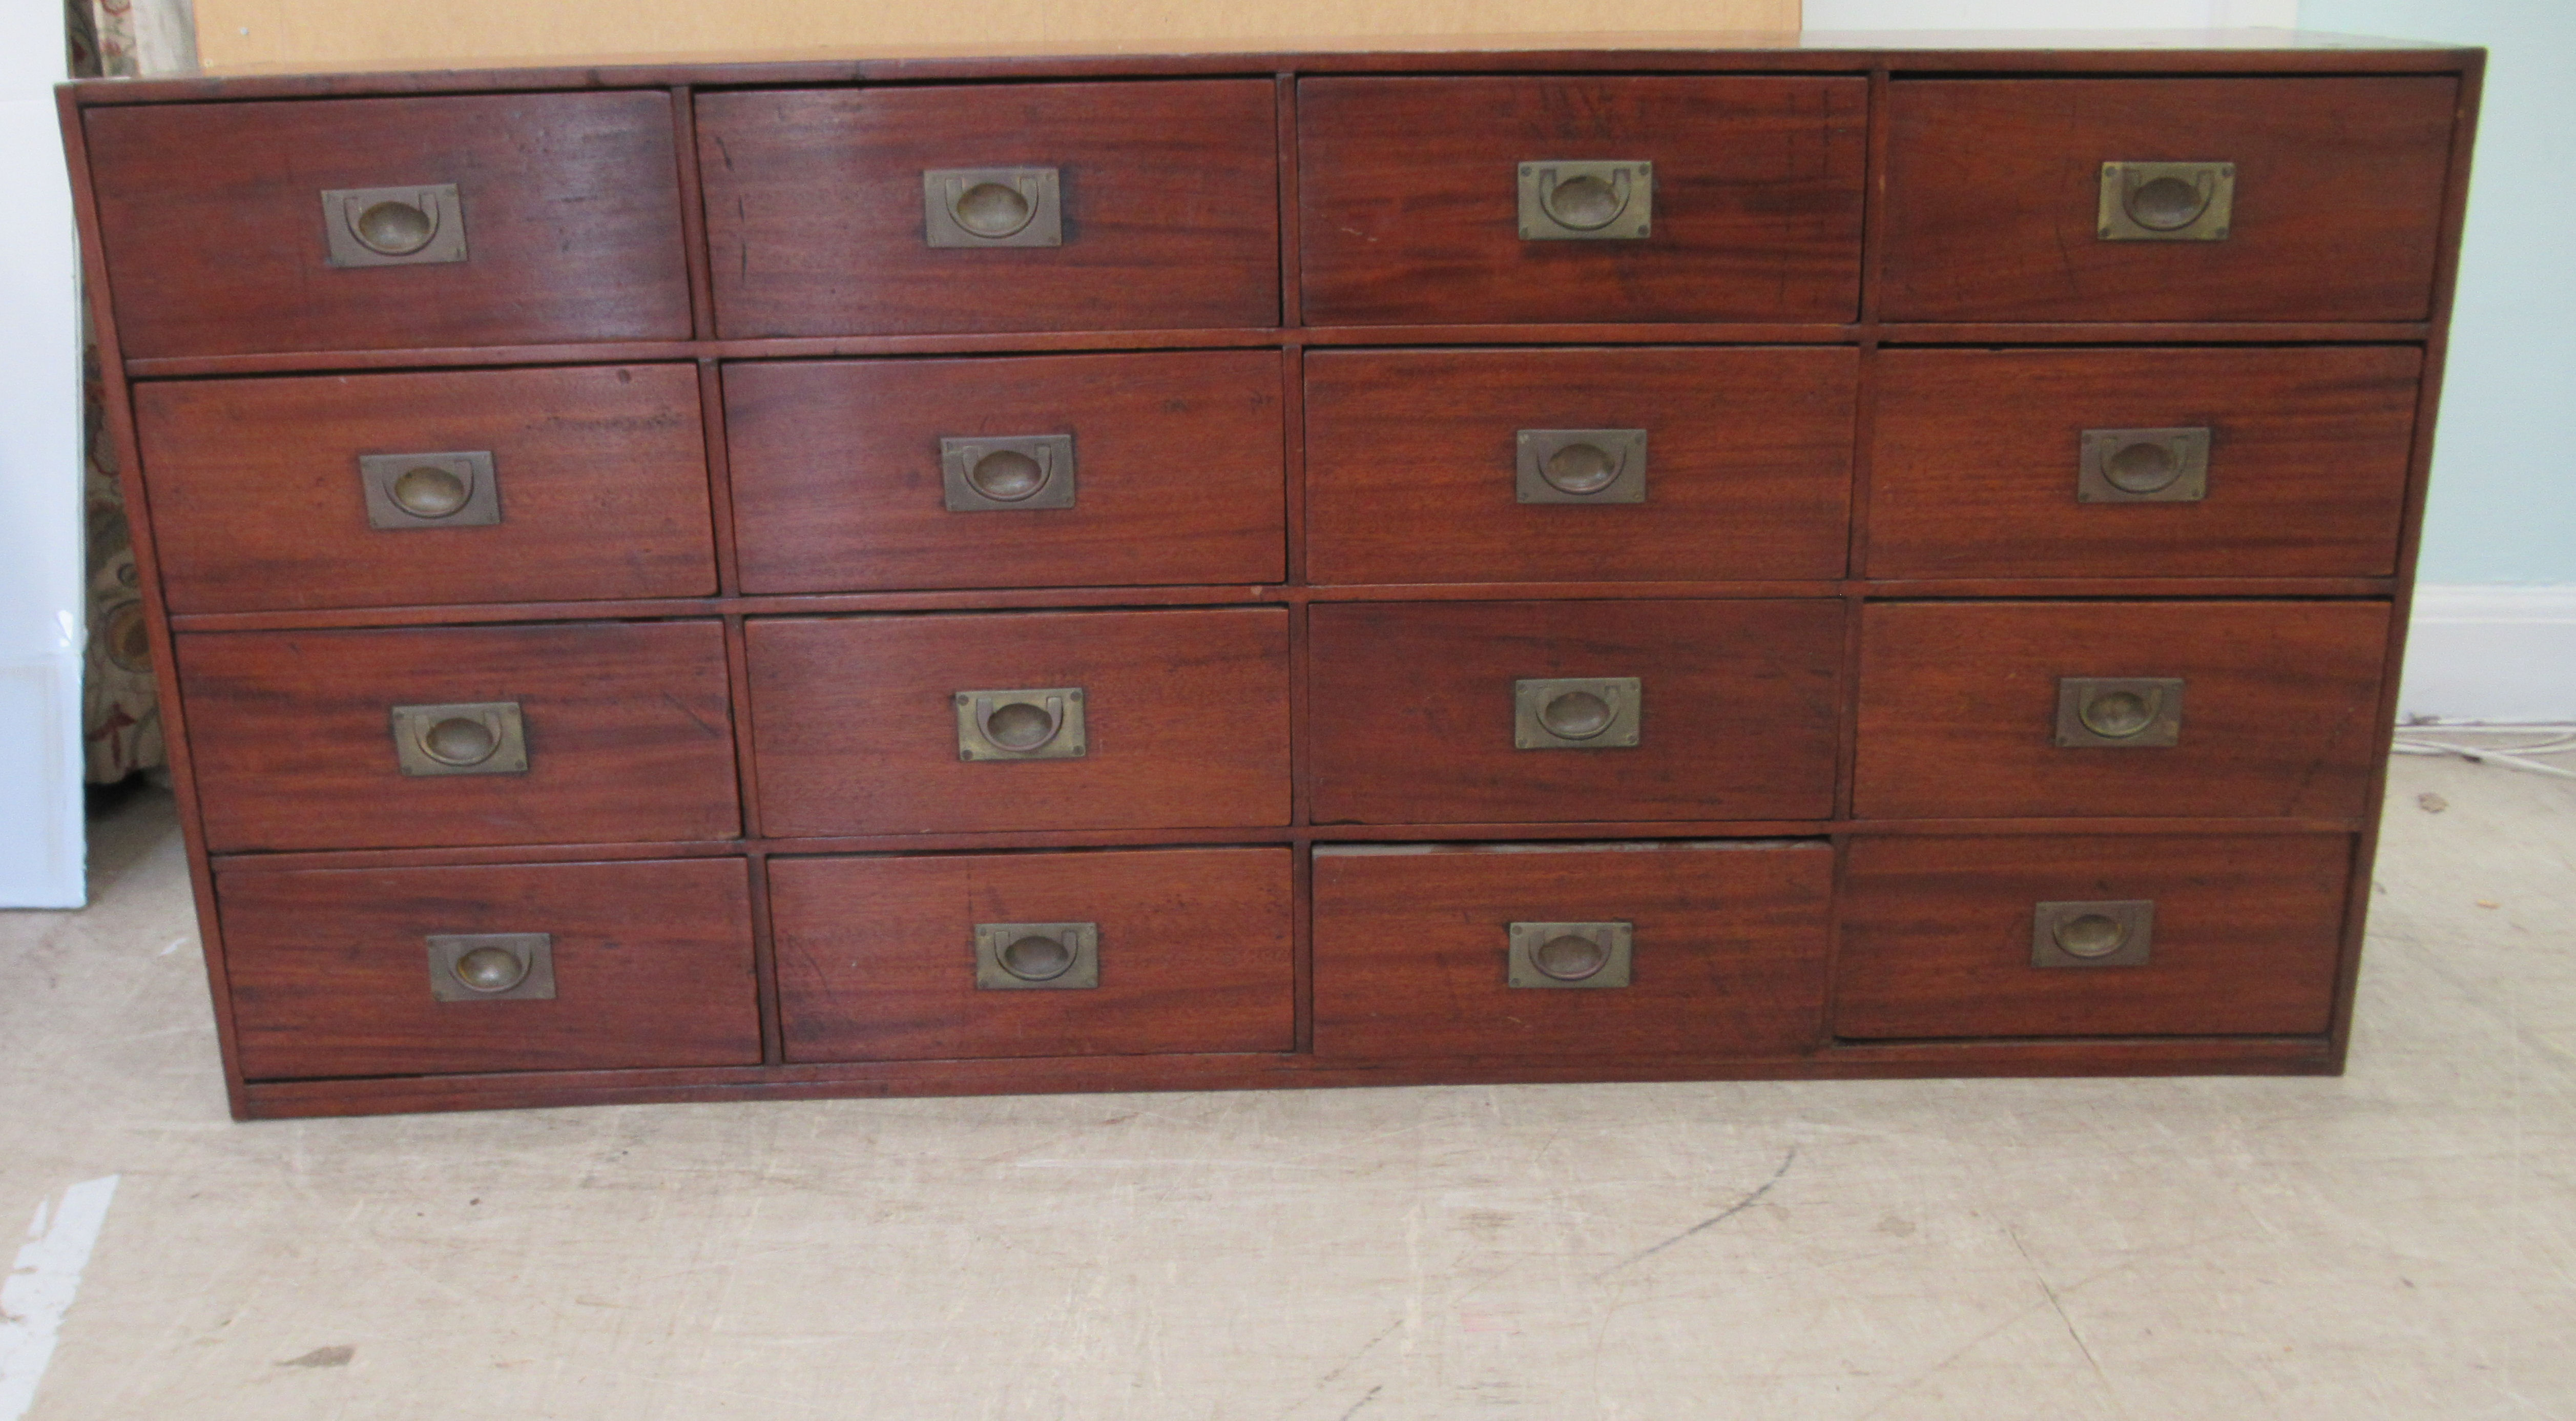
<box><xmin>0</xmin><ymin>654</ymin><xmax>84</xmax><ymax>909</ymax></box>
<box><xmin>2399</xmin><ymin>585</ymin><xmax>2576</xmax><ymax>725</ymax></box>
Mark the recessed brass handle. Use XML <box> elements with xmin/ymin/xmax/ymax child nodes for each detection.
<box><xmin>1519</xmin><ymin>160</ymin><xmax>1653</xmax><ymax>241</ymax></box>
<box><xmin>2054</xmin><ymin>677</ymin><xmax>2185</xmax><ymax>749</ymax></box>
<box><xmin>2097</xmin><ymin>162</ymin><xmax>2233</xmax><ymax>242</ymax></box>
<box><xmin>941</xmin><ymin>435</ymin><xmax>1076</xmax><ymax>511</ymax></box>
<box><xmin>957</xmin><ymin>686</ymin><xmax>1087</xmax><ymax>761</ymax></box>
<box><xmin>1516</xmin><ymin>429</ymin><xmax>1648</xmax><ymax>504</ymax></box>
<box><xmin>322</xmin><ymin>184</ymin><xmax>468</xmax><ymax>266</ymax></box>
<box><xmin>2031</xmin><ymin>900</ymin><xmax>2154</xmax><ymax>968</ymax></box>
<box><xmin>2079</xmin><ymin>428</ymin><xmax>2210</xmax><ymax>504</ymax></box>
<box><xmin>1508</xmin><ymin>921</ymin><xmax>1633</xmax><ymax>988</ymax></box>
<box><xmin>975</xmin><ymin>921</ymin><xmax>1099</xmax><ymax>990</ymax></box>
<box><xmin>1514</xmin><ymin>677</ymin><xmax>1640</xmax><ymax>751</ymax></box>
<box><xmin>426</xmin><ymin>932</ymin><xmax>555</xmax><ymax>1001</ymax></box>
<box><xmin>390</xmin><ymin>701</ymin><xmax>528</xmax><ymax>777</ymax></box>
<box><xmin>924</xmin><ymin>168</ymin><xmax>1063</xmax><ymax>248</ymax></box>
<box><xmin>359</xmin><ymin>450</ymin><xmax>501</xmax><ymax>528</ymax></box>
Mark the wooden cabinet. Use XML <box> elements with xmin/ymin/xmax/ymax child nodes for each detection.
<box><xmin>62</xmin><ymin>33</ymin><xmax>2476</xmax><ymax>1118</ymax></box>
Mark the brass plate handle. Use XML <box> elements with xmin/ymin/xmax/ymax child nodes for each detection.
<box><xmin>1516</xmin><ymin>429</ymin><xmax>1648</xmax><ymax>504</ymax></box>
<box><xmin>322</xmin><ymin>183</ymin><xmax>468</xmax><ymax>266</ymax></box>
<box><xmin>2031</xmin><ymin>900</ymin><xmax>2154</xmax><ymax>969</ymax></box>
<box><xmin>359</xmin><ymin>450</ymin><xmax>501</xmax><ymax>528</ymax></box>
<box><xmin>975</xmin><ymin>921</ymin><xmax>1099</xmax><ymax>990</ymax></box>
<box><xmin>1514</xmin><ymin>677</ymin><xmax>1640</xmax><ymax>751</ymax></box>
<box><xmin>957</xmin><ymin>687</ymin><xmax>1087</xmax><ymax>761</ymax></box>
<box><xmin>389</xmin><ymin>701</ymin><xmax>529</xmax><ymax>777</ymax></box>
<box><xmin>426</xmin><ymin>932</ymin><xmax>555</xmax><ymax>1001</ymax></box>
<box><xmin>924</xmin><ymin>168</ymin><xmax>1063</xmax><ymax>248</ymax></box>
<box><xmin>1519</xmin><ymin>160</ymin><xmax>1653</xmax><ymax>241</ymax></box>
<box><xmin>1508</xmin><ymin>921</ymin><xmax>1633</xmax><ymax>988</ymax></box>
<box><xmin>2078</xmin><ymin>427</ymin><xmax>2210</xmax><ymax>504</ymax></box>
<box><xmin>2054</xmin><ymin>677</ymin><xmax>2185</xmax><ymax>749</ymax></box>
<box><xmin>941</xmin><ymin>435</ymin><xmax>1076</xmax><ymax>511</ymax></box>
<box><xmin>2097</xmin><ymin>161</ymin><xmax>2234</xmax><ymax>242</ymax></box>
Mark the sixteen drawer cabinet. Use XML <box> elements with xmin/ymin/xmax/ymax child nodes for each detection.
<box><xmin>60</xmin><ymin>35</ymin><xmax>2480</xmax><ymax>1118</ymax></box>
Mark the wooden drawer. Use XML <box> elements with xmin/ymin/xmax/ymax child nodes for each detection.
<box><xmin>1298</xmin><ymin>76</ymin><xmax>1866</xmax><ymax>325</ymax></box>
<box><xmin>1854</xmin><ymin>601</ymin><xmax>2390</xmax><ymax>821</ymax></box>
<box><xmin>219</xmin><ymin>857</ymin><xmax>759</xmax><ymax>1080</ymax></box>
<box><xmin>726</xmin><ymin>351</ymin><xmax>1285</xmax><ymax>594</ymax></box>
<box><xmin>1308</xmin><ymin>600</ymin><xmax>1843</xmax><ymax>825</ymax></box>
<box><xmin>774</xmin><ymin>848</ymin><xmax>1293</xmax><ymax>1062</ymax></box>
<box><xmin>85</xmin><ymin>93</ymin><xmax>691</xmax><ymax>359</ymax></box>
<box><xmin>1304</xmin><ymin>347</ymin><xmax>1855</xmax><ymax>584</ymax></box>
<box><xmin>698</xmin><ymin>82</ymin><xmax>1279</xmax><ymax>337</ymax></box>
<box><xmin>1835</xmin><ymin>834</ymin><xmax>2352</xmax><ymax>1038</ymax></box>
<box><xmin>1866</xmin><ymin>347</ymin><xmax>2422</xmax><ymax>580</ymax></box>
<box><xmin>1881</xmin><ymin>78</ymin><xmax>2457</xmax><ymax>322</ymax></box>
<box><xmin>179</xmin><ymin>622</ymin><xmax>740</xmax><ymax>853</ymax></box>
<box><xmin>1312</xmin><ymin>841</ymin><xmax>1831</xmax><ymax>1059</ymax></box>
<box><xmin>746</xmin><ymin>608</ymin><xmax>1291</xmax><ymax>836</ymax></box>
<box><xmin>135</xmin><ymin>365</ymin><xmax>716</xmax><ymax>614</ymax></box>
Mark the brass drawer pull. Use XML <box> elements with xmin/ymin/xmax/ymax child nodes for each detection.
<box><xmin>359</xmin><ymin>450</ymin><xmax>501</xmax><ymax>528</ymax></box>
<box><xmin>2079</xmin><ymin>427</ymin><xmax>2209</xmax><ymax>503</ymax></box>
<box><xmin>389</xmin><ymin>701</ymin><xmax>528</xmax><ymax>776</ymax></box>
<box><xmin>427</xmin><ymin>932</ymin><xmax>555</xmax><ymax>1001</ymax></box>
<box><xmin>1514</xmin><ymin>677</ymin><xmax>1640</xmax><ymax>750</ymax></box>
<box><xmin>322</xmin><ymin>183</ymin><xmax>469</xmax><ymax>266</ymax></box>
<box><xmin>924</xmin><ymin>167</ymin><xmax>1063</xmax><ymax>248</ymax></box>
<box><xmin>2097</xmin><ymin>161</ymin><xmax>2233</xmax><ymax>241</ymax></box>
<box><xmin>975</xmin><ymin>921</ymin><xmax>1099</xmax><ymax>989</ymax></box>
<box><xmin>942</xmin><ymin>434</ymin><xmax>1075</xmax><ymax>511</ymax></box>
<box><xmin>2054</xmin><ymin>677</ymin><xmax>2184</xmax><ymax>749</ymax></box>
<box><xmin>1516</xmin><ymin>428</ymin><xmax>1647</xmax><ymax>504</ymax></box>
<box><xmin>1508</xmin><ymin>921</ymin><xmax>1633</xmax><ymax>988</ymax></box>
<box><xmin>2031</xmin><ymin>900</ymin><xmax>2154</xmax><ymax>968</ymax></box>
<box><xmin>1519</xmin><ymin>160</ymin><xmax>1652</xmax><ymax>241</ymax></box>
<box><xmin>956</xmin><ymin>687</ymin><xmax>1087</xmax><ymax>761</ymax></box>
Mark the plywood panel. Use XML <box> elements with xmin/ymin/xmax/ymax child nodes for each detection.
<box><xmin>192</xmin><ymin>0</ymin><xmax>1797</xmax><ymax>71</ymax></box>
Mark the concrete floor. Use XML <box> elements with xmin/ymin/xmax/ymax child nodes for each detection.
<box><xmin>1</xmin><ymin>756</ymin><xmax>2569</xmax><ymax>1420</ymax></box>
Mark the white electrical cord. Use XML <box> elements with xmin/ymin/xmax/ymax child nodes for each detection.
<box><xmin>2390</xmin><ymin>723</ymin><xmax>2576</xmax><ymax>780</ymax></box>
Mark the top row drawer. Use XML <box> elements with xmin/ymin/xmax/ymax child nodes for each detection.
<box><xmin>83</xmin><ymin>76</ymin><xmax>2457</xmax><ymax>357</ymax></box>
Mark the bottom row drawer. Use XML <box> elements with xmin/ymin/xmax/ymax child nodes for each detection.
<box><xmin>213</xmin><ymin>835</ymin><xmax>2356</xmax><ymax>1083</ymax></box>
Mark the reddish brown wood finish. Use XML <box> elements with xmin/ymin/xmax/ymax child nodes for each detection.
<box><xmin>697</xmin><ymin>81</ymin><xmax>1281</xmax><ymax>337</ymax></box>
<box><xmin>1854</xmin><ymin>600</ymin><xmax>2391</xmax><ymax>821</ymax></box>
<box><xmin>1834</xmin><ymin>833</ymin><xmax>2351</xmax><ymax>1039</ymax></box>
<box><xmin>219</xmin><ymin>857</ymin><xmax>760</xmax><ymax>1079</ymax></box>
<box><xmin>179</xmin><ymin>621</ymin><xmax>740</xmax><ymax>852</ymax></box>
<box><xmin>1303</xmin><ymin>346</ymin><xmax>1856</xmax><ymax>584</ymax></box>
<box><xmin>1311</xmin><ymin>840</ymin><xmax>1832</xmax><ymax>1059</ymax></box>
<box><xmin>772</xmin><ymin>847</ymin><xmax>1294</xmax><ymax>1061</ymax></box>
<box><xmin>724</xmin><ymin>351</ymin><xmax>1286</xmax><ymax>594</ymax></box>
<box><xmin>746</xmin><ymin>608</ymin><xmax>1291</xmax><ymax>836</ymax></box>
<box><xmin>1879</xmin><ymin>78</ymin><xmax>2458</xmax><ymax>322</ymax></box>
<box><xmin>1866</xmin><ymin>346</ymin><xmax>2423</xmax><ymax>580</ymax></box>
<box><xmin>1307</xmin><ymin>599</ymin><xmax>1844</xmax><ymax>824</ymax></box>
<box><xmin>134</xmin><ymin>364</ymin><xmax>716</xmax><ymax>613</ymax></box>
<box><xmin>1299</xmin><ymin>76</ymin><xmax>1867</xmax><ymax>325</ymax></box>
<box><xmin>85</xmin><ymin>92</ymin><xmax>691</xmax><ymax>358</ymax></box>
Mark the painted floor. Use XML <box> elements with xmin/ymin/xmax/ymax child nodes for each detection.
<box><xmin>1</xmin><ymin>754</ymin><xmax>2569</xmax><ymax>1420</ymax></box>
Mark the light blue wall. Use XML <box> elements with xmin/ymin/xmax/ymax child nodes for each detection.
<box><xmin>2301</xmin><ymin>0</ymin><xmax>2575</xmax><ymax>585</ymax></box>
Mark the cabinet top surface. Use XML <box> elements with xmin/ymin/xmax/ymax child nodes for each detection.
<box><xmin>61</xmin><ymin>28</ymin><xmax>2479</xmax><ymax>106</ymax></box>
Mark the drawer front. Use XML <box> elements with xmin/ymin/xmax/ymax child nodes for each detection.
<box><xmin>1835</xmin><ymin>834</ymin><xmax>2352</xmax><ymax>1038</ymax></box>
<box><xmin>1312</xmin><ymin>841</ymin><xmax>1832</xmax><ymax>1059</ymax></box>
<box><xmin>1866</xmin><ymin>347</ymin><xmax>2422</xmax><ymax>580</ymax></box>
<box><xmin>220</xmin><ymin>858</ymin><xmax>760</xmax><ymax>1080</ymax></box>
<box><xmin>774</xmin><ymin>848</ymin><xmax>1294</xmax><ymax>1062</ymax></box>
<box><xmin>1308</xmin><ymin>600</ymin><xmax>1843</xmax><ymax>825</ymax></box>
<box><xmin>86</xmin><ymin>93</ymin><xmax>692</xmax><ymax>359</ymax></box>
<box><xmin>136</xmin><ymin>365</ymin><xmax>716</xmax><ymax>614</ymax></box>
<box><xmin>1854</xmin><ymin>601</ymin><xmax>2390</xmax><ymax>820</ymax></box>
<box><xmin>726</xmin><ymin>352</ymin><xmax>1285</xmax><ymax>594</ymax></box>
<box><xmin>1298</xmin><ymin>76</ymin><xmax>1866</xmax><ymax>325</ymax></box>
<box><xmin>180</xmin><ymin>622</ymin><xmax>740</xmax><ymax>852</ymax></box>
<box><xmin>699</xmin><ymin>82</ymin><xmax>1280</xmax><ymax>337</ymax></box>
<box><xmin>1304</xmin><ymin>347</ymin><xmax>1855</xmax><ymax>584</ymax></box>
<box><xmin>747</xmin><ymin>608</ymin><xmax>1291</xmax><ymax>835</ymax></box>
<box><xmin>1881</xmin><ymin>78</ymin><xmax>2457</xmax><ymax>322</ymax></box>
